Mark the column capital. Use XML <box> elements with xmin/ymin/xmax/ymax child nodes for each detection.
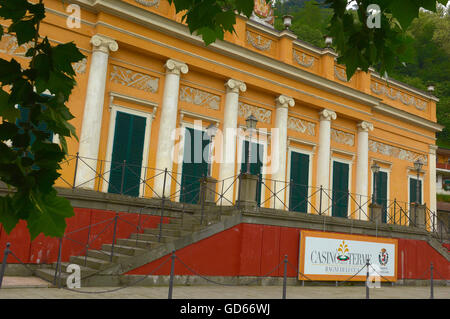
<box><xmin>90</xmin><ymin>34</ymin><xmax>118</xmax><ymax>54</ymax></box>
<box><xmin>429</xmin><ymin>144</ymin><xmax>438</xmax><ymax>154</ymax></box>
<box><xmin>225</xmin><ymin>79</ymin><xmax>246</xmax><ymax>94</ymax></box>
<box><xmin>164</xmin><ymin>59</ymin><xmax>189</xmax><ymax>75</ymax></box>
<box><xmin>357</xmin><ymin>121</ymin><xmax>374</xmax><ymax>132</ymax></box>
<box><xmin>275</xmin><ymin>94</ymin><xmax>295</xmax><ymax>109</ymax></box>
<box><xmin>319</xmin><ymin>109</ymin><xmax>337</xmax><ymax>121</ymax></box>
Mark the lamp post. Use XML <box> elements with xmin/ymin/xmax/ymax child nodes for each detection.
<box><xmin>245</xmin><ymin>115</ymin><xmax>258</xmax><ymax>174</ymax></box>
<box><xmin>414</xmin><ymin>159</ymin><xmax>423</xmax><ymax>204</ymax></box>
<box><xmin>205</xmin><ymin>123</ymin><xmax>217</xmax><ymax>177</ymax></box>
<box><xmin>371</xmin><ymin>162</ymin><xmax>380</xmax><ymax>204</ymax></box>
<box><xmin>282</xmin><ymin>15</ymin><xmax>293</xmax><ymax>30</ymax></box>
<box><xmin>324</xmin><ymin>35</ymin><xmax>333</xmax><ymax>48</ymax></box>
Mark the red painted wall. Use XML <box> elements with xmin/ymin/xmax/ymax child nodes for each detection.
<box><xmin>126</xmin><ymin>223</ymin><xmax>449</xmax><ymax>280</ymax></box>
<box><xmin>0</xmin><ymin>207</ymin><xmax>170</xmax><ymax>264</ymax></box>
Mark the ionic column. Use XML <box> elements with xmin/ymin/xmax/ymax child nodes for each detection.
<box><xmin>154</xmin><ymin>59</ymin><xmax>188</xmax><ymax>197</ymax></box>
<box><xmin>356</xmin><ymin>121</ymin><xmax>373</xmax><ymax>219</ymax></box>
<box><xmin>273</xmin><ymin>95</ymin><xmax>295</xmax><ymax>210</ymax></box>
<box><xmin>429</xmin><ymin>144</ymin><xmax>438</xmax><ymax>226</ymax></box>
<box><xmin>218</xmin><ymin>79</ymin><xmax>246</xmax><ymax>205</ymax></box>
<box><xmin>316</xmin><ymin>109</ymin><xmax>336</xmax><ymax>213</ymax></box>
<box><xmin>76</xmin><ymin>34</ymin><xmax>118</xmax><ymax>189</ymax></box>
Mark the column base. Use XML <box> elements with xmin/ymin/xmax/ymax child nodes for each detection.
<box><xmin>198</xmin><ymin>176</ymin><xmax>218</xmax><ymax>206</ymax></box>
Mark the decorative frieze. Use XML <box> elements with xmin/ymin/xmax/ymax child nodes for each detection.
<box><xmin>331</xmin><ymin>128</ymin><xmax>355</xmax><ymax>146</ymax></box>
<box><xmin>246</xmin><ymin>31</ymin><xmax>272</xmax><ymax>52</ymax></box>
<box><xmin>0</xmin><ymin>34</ymin><xmax>33</xmax><ymax>57</ymax></box>
<box><xmin>179</xmin><ymin>85</ymin><xmax>220</xmax><ymax>110</ymax></box>
<box><xmin>110</xmin><ymin>65</ymin><xmax>159</xmax><ymax>93</ymax></box>
<box><xmin>73</xmin><ymin>58</ymin><xmax>88</xmax><ymax>74</ymax></box>
<box><xmin>238</xmin><ymin>102</ymin><xmax>272</xmax><ymax>124</ymax></box>
<box><xmin>287</xmin><ymin>116</ymin><xmax>315</xmax><ymax>136</ymax></box>
<box><xmin>369</xmin><ymin>139</ymin><xmax>427</xmax><ymax>164</ymax></box>
<box><xmin>134</xmin><ymin>0</ymin><xmax>159</xmax><ymax>7</ymax></box>
<box><xmin>334</xmin><ymin>66</ymin><xmax>348</xmax><ymax>82</ymax></box>
<box><xmin>293</xmin><ymin>50</ymin><xmax>315</xmax><ymax>68</ymax></box>
<box><xmin>371</xmin><ymin>81</ymin><xmax>427</xmax><ymax>111</ymax></box>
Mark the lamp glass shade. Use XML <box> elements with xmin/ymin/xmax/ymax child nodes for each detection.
<box><xmin>414</xmin><ymin>159</ymin><xmax>423</xmax><ymax>171</ymax></box>
<box><xmin>371</xmin><ymin>163</ymin><xmax>380</xmax><ymax>174</ymax></box>
<box><xmin>283</xmin><ymin>15</ymin><xmax>293</xmax><ymax>28</ymax></box>
<box><xmin>245</xmin><ymin>114</ymin><xmax>258</xmax><ymax>130</ymax></box>
<box><xmin>206</xmin><ymin>123</ymin><xmax>217</xmax><ymax>138</ymax></box>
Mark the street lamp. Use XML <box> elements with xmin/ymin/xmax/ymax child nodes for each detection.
<box><xmin>282</xmin><ymin>15</ymin><xmax>293</xmax><ymax>30</ymax></box>
<box><xmin>371</xmin><ymin>162</ymin><xmax>380</xmax><ymax>203</ymax></box>
<box><xmin>205</xmin><ymin>123</ymin><xmax>217</xmax><ymax>177</ymax></box>
<box><xmin>245</xmin><ymin>114</ymin><xmax>258</xmax><ymax>174</ymax></box>
<box><xmin>414</xmin><ymin>159</ymin><xmax>423</xmax><ymax>204</ymax></box>
<box><xmin>324</xmin><ymin>35</ymin><xmax>333</xmax><ymax>48</ymax></box>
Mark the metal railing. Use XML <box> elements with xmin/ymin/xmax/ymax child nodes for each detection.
<box><xmin>54</xmin><ymin>154</ymin><xmax>450</xmax><ymax>242</ymax></box>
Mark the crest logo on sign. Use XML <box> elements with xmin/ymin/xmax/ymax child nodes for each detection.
<box><xmin>378</xmin><ymin>248</ymin><xmax>389</xmax><ymax>266</ymax></box>
<box><xmin>337</xmin><ymin>241</ymin><xmax>350</xmax><ymax>261</ymax></box>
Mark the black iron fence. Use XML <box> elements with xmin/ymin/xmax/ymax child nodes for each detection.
<box><xmin>54</xmin><ymin>154</ymin><xmax>449</xmax><ymax>243</ymax></box>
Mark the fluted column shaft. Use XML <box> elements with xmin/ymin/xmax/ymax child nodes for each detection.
<box><xmin>76</xmin><ymin>35</ymin><xmax>118</xmax><ymax>189</ymax></box>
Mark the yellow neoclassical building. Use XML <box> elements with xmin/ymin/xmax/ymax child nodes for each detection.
<box><xmin>0</xmin><ymin>0</ymin><xmax>444</xmax><ymax>223</ymax></box>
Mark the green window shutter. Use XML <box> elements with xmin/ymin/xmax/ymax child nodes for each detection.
<box><xmin>374</xmin><ymin>171</ymin><xmax>388</xmax><ymax>223</ymax></box>
<box><xmin>108</xmin><ymin>111</ymin><xmax>146</xmax><ymax>197</ymax></box>
<box><xmin>332</xmin><ymin>161</ymin><xmax>349</xmax><ymax>218</ymax></box>
<box><xmin>289</xmin><ymin>151</ymin><xmax>309</xmax><ymax>213</ymax></box>
<box><xmin>180</xmin><ymin>127</ymin><xmax>210</xmax><ymax>204</ymax></box>
<box><xmin>240</xmin><ymin>140</ymin><xmax>264</xmax><ymax>205</ymax></box>
<box><xmin>409</xmin><ymin>178</ymin><xmax>422</xmax><ymax>204</ymax></box>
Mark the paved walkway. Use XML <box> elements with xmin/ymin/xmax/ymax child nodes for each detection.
<box><xmin>0</xmin><ymin>277</ymin><xmax>448</xmax><ymax>299</ymax></box>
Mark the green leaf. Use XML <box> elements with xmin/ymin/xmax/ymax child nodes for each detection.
<box><xmin>0</xmin><ymin>196</ymin><xmax>19</xmax><ymax>234</ymax></box>
<box><xmin>9</xmin><ymin>19</ymin><xmax>36</xmax><ymax>45</ymax></box>
<box><xmin>26</xmin><ymin>189</ymin><xmax>74</xmax><ymax>240</ymax></box>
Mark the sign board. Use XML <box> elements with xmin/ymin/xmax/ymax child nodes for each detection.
<box><xmin>299</xmin><ymin>231</ymin><xmax>397</xmax><ymax>282</ymax></box>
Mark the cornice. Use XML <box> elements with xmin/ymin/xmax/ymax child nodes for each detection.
<box><xmin>68</xmin><ymin>0</ymin><xmax>381</xmax><ymax>110</ymax></box>
<box><xmin>374</xmin><ymin>103</ymin><xmax>444</xmax><ymax>133</ymax></box>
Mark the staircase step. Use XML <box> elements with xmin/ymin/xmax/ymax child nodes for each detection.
<box><xmin>69</xmin><ymin>255</ymin><xmax>112</xmax><ymax>270</ymax></box>
<box><xmin>143</xmin><ymin>228</ymin><xmax>190</xmax><ymax>237</ymax></box>
<box><xmin>101</xmin><ymin>244</ymin><xmax>147</xmax><ymax>256</ymax></box>
<box><xmin>160</xmin><ymin>223</ymin><xmax>205</xmax><ymax>231</ymax></box>
<box><xmin>50</xmin><ymin>262</ymin><xmax>97</xmax><ymax>276</ymax></box>
<box><xmin>87</xmin><ymin>249</ymin><xmax>131</xmax><ymax>263</ymax></box>
<box><xmin>116</xmin><ymin>238</ymin><xmax>161</xmax><ymax>249</ymax></box>
<box><xmin>35</xmin><ymin>268</ymin><xmax>68</xmax><ymax>284</ymax></box>
<box><xmin>129</xmin><ymin>233</ymin><xmax>178</xmax><ymax>243</ymax></box>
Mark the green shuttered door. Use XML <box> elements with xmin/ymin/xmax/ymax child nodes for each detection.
<box><xmin>409</xmin><ymin>178</ymin><xmax>422</xmax><ymax>204</ymax></box>
<box><xmin>332</xmin><ymin>161</ymin><xmax>349</xmax><ymax>218</ymax></box>
<box><xmin>240</xmin><ymin>140</ymin><xmax>264</xmax><ymax>206</ymax></box>
<box><xmin>289</xmin><ymin>151</ymin><xmax>309</xmax><ymax>213</ymax></box>
<box><xmin>180</xmin><ymin>127</ymin><xmax>209</xmax><ymax>204</ymax></box>
<box><xmin>108</xmin><ymin>111</ymin><xmax>146</xmax><ymax>197</ymax></box>
<box><xmin>373</xmin><ymin>171</ymin><xmax>388</xmax><ymax>223</ymax></box>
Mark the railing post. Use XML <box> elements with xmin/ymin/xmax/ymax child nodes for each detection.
<box><xmin>159</xmin><ymin>168</ymin><xmax>168</xmax><ymax>243</ymax></box>
<box><xmin>236</xmin><ymin>173</ymin><xmax>242</xmax><ymax>209</ymax></box>
<box><xmin>200</xmin><ymin>176</ymin><xmax>206</xmax><ymax>225</ymax></box>
<box><xmin>97</xmin><ymin>159</ymin><xmax>103</xmax><ymax>192</ymax></box>
<box><xmin>430</xmin><ymin>262</ymin><xmax>434</xmax><ymax>299</ymax></box>
<box><xmin>273</xmin><ymin>180</ymin><xmax>277</xmax><ymax>209</ymax></box>
<box><xmin>168</xmin><ymin>251</ymin><xmax>176</xmax><ymax>299</ymax></box>
<box><xmin>282</xmin><ymin>255</ymin><xmax>288</xmax><ymax>300</ymax></box>
<box><xmin>0</xmin><ymin>243</ymin><xmax>11</xmax><ymax>289</ymax></box>
<box><xmin>120</xmin><ymin>160</ymin><xmax>126</xmax><ymax>195</ymax></box>
<box><xmin>365</xmin><ymin>259</ymin><xmax>370</xmax><ymax>299</ymax></box>
<box><xmin>53</xmin><ymin>238</ymin><xmax>63</xmax><ymax>286</ymax></box>
<box><xmin>319</xmin><ymin>185</ymin><xmax>323</xmax><ymax>215</ymax></box>
<box><xmin>110</xmin><ymin>212</ymin><xmax>119</xmax><ymax>262</ymax></box>
<box><xmin>84</xmin><ymin>216</ymin><xmax>92</xmax><ymax>267</ymax></box>
<box><xmin>72</xmin><ymin>152</ymin><xmax>79</xmax><ymax>189</ymax></box>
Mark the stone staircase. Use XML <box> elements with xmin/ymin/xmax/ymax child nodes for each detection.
<box><xmin>35</xmin><ymin>206</ymin><xmax>237</xmax><ymax>286</ymax></box>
